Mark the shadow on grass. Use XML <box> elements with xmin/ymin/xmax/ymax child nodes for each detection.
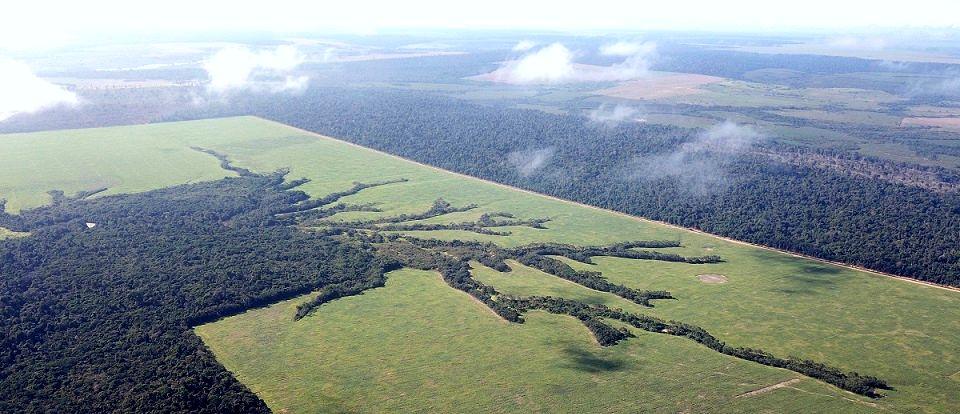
<box><xmin>561</xmin><ymin>346</ymin><xmax>627</xmax><ymax>373</ymax></box>
<box><xmin>743</xmin><ymin>248</ymin><xmax>846</xmax><ymax>295</ymax></box>
<box><xmin>775</xmin><ymin>274</ymin><xmax>838</xmax><ymax>295</ymax></box>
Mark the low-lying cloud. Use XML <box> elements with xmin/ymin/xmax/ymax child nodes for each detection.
<box><xmin>483</xmin><ymin>41</ymin><xmax>656</xmax><ymax>85</ymax></box>
<box><xmin>824</xmin><ymin>35</ymin><xmax>888</xmax><ymax>51</ymax></box>
<box><xmin>512</xmin><ymin>40</ymin><xmax>538</xmax><ymax>52</ymax></box>
<box><xmin>203</xmin><ymin>45</ymin><xmax>308</xmax><ymax>94</ymax></box>
<box><xmin>508</xmin><ymin>147</ymin><xmax>555</xmax><ymax>177</ymax></box>
<box><xmin>0</xmin><ymin>59</ymin><xmax>78</xmax><ymax>121</ymax></box>
<box><xmin>399</xmin><ymin>42</ymin><xmax>453</xmax><ymax>50</ymax></box>
<box><xmin>600</xmin><ymin>41</ymin><xmax>656</xmax><ymax>57</ymax></box>
<box><xmin>908</xmin><ymin>74</ymin><xmax>960</xmax><ymax>97</ymax></box>
<box><xmin>629</xmin><ymin>121</ymin><xmax>764</xmax><ymax>194</ymax></box>
<box><xmin>588</xmin><ymin>104</ymin><xmax>643</xmax><ymax>125</ymax></box>
<box><xmin>492</xmin><ymin>43</ymin><xmax>575</xmax><ymax>84</ymax></box>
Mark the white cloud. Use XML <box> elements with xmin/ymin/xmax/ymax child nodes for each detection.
<box><xmin>692</xmin><ymin>121</ymin><xmax>764</xmax><ymax>152</ymax></box>
<box><xmin>398</xmin><ymin>42</ymin><xmax>452</xmax><ymax>50</ymax></box>
<box><xmin>512</xmin><ymin>40</ymin><xmax>538</xmax><ymax>52</ymax></box>
<box><xmin>600</xmin><ymin>41</ymin><xmax>656</xmax><ymax>57</ymax></box>
<box><xmin>908</xmin><ymin>75</ymin><xmax>960</xmax><ymax>96</ymax></box>
<box><xmin>588</xmin><ymin>104</ymin><xmax>643</xmax><ymax>124</ymax></box>
<box><xmin>824</xmin><ymin>36</ymin><xmax>888</xmax><ymax>50</ymax></box>
<box><xmin>0</xmin><ymin>59</ymin><xmax>78</xmax><ymax>121</ymax></box>
<box><xmin>488</xmin><ymin>43</ymin><xmax>576</xmax><ymax>84</ymax></box>
<box><xmin>481</xmin><ymin>41</ymin><xmax>656</xmax><ymax>85</ymax></box>
<box><xmin>629</xmin><ymin>121</ymin><xmax>765</xmax><ymax>194</ymax></box>
<box><xmin>203</xmin><ymin>45</ymin><xmax>308</xmax><ymax>93</ymax></box>
<box><xmin>507</xmin><ymin>147</ymin><xmax>555</xmax><ymax>177</ymax></box>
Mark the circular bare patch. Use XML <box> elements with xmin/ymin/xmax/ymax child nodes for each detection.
<box><xmin>697</xmin><ymin>274</ymin><xmax>728</xmax><ymax>284</ymax></box>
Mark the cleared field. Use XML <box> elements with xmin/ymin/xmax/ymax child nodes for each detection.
<box><xmin>196</xmin><ymin>268</ymin><xmax>873</xmax><ymax>413</ymax></box>
<box><xmin>0</xmin><ymin>227</ymin><xmax>28</xmax><ymax>239</ymax></box>
<box><xmin>775</xmin><ymin>109</ymin><xmax>903</xmax><ymax>127</ymax></box>
<box><xmin>0</xmin><ymin>118</ymin><xmax>262</xmax><ymax>212</ymax></box>
<box><xmin>603</xmin><ymin>78</ymin><xmax>902</xmax><ymax>110</ymax></box>
<box><xmin>2</xmin><ymin>117</ymin><xmax>959</xmax><ymax>413</ymax></box>
<box><xmin>594</xmin><ymin>72</ymin><xmax>723</xmax><ymax>100</ymax></box>
<box><xmin>908</xmin><ymin>105</ymin><xmax>960</xmax><ymax>117</ymax></box>
<box><xmin>704</xmin><ymin>83</ymin><xmax>899</xmax><ymax>109</ymax></box>
<box><xmin>901</xmin><ymin>116</ymin><xmax>960</xmax><ymax>130</ymax></box>
<box><xmin>710</xmin><ymin>44</ymin><xmax>960</xmax><ymax>65</ymax></box>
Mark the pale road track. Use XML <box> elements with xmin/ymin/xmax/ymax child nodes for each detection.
<box><xmin>255</xmin><ymin>116</ymin><xmax>960</xmax><ymax>295</ymax></box>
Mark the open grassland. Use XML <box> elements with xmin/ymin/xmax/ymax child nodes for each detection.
<box><xmin>592</xmin><ymin>76</ymin><xmax>902</xmax><ymax>111</ymax></box>
<box><xmin>594</xmin><ymin>72</ymin><xmax>724</xmax><ymax>100</ymax></box>
<box><xmin>653</xmin><ymin>81</ymin><xmax>902</xmax><ymax>110</ymax></box>
<box><xmin>197</xmin><ymin>269</ymin><xmax>876</xmax><ymax>414</ymax></box>
<box><xmin>901</xmin><ymin>117</ymin><xmax>960</xmax><ymax>131</ymax></box>
<box><xmin>2</xmin><ymin>116</ymin><xmax>959</xmax><ymax>413</ymax></box>
<box><xmin>908</xmin><ymin>105</ymin><xmax>960</xmax><ymax>117</ymax></box>
<box><xmin>0</xmin><ymin>119</ymin><xmax>258</xmax><ymax>212</ymax></box>
<box><xmin>709</xmin><ymin>44</ymin><xmax>960</xmax><ymax>65</ymax></box>
<box><xmin>0</xmin><ymin>227</ymin><xmax>28</xmax><ymax>240</ymax></box>
<box><xmin>775</xmin><ymin>109</ymin><xmax>903</xmax><ymax>127</ymax></box>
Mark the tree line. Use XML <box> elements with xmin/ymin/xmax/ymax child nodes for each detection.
<box><xmin>200</xmin><ymin>87</ymin><xmax>959</xmax><ymax>285</ymax></box>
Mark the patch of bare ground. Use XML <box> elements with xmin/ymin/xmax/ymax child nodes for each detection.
<box><xmin>697</xmin><ymin>274</ymin><xmax>728</xmax><ymax>284</ymax></box>
<box><xmin>595</xmin><ymin>72</ymin><xmax>723</xmax><ymax>100</ymax></box>
<box><xmin>901</xmin><ymin>116</ymin><xmax>960</xmax><ymax>130</ymax></box>
<box><xmin>754</xmin><ymin>148</ymin><xmax>960</xmax><ymax>193</ymax></box>
<box><xmin>736</xmin><ymin>378</ymin><xmax>801</xmax><ymax>398</ymax></box>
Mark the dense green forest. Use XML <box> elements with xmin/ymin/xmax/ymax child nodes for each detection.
<box><xmin>2</xmin><ymin>81</ymin><xmax>956</xmax><ymax>284</ymax></box>
<box><xmin>291</xmin><ymin>180</ymin><xmax>890</xmax><ymax>397</ymax></box>
<box><xmin>189</xmin><ymin>88</ymin><xmax>960</xmax><ymax>285</ymax></box>
<box><xmin>0</xmin><ymin>172</ymin><xmax>397</xmax><ymax>413</ymax></box>
<box><xmin>0</xmin><ymin>150</ymin><xmax>892</xmax><ymax>411</ymax></box>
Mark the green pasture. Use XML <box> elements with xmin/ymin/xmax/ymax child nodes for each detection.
<box><xmin>2</xmin><ymin>116</ymin><xmax>958</xmax><ymax>413</ymax></box>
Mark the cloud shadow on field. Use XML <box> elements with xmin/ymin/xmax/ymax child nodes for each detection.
<box><xmin>743</xmin><ymin>248</ymin><xmax>843</xmax><ymax>295</ymax></box>
<box><xmin>561</xmin><ymin>346</ymin><xmax>627</xmax><ymax>373</ymax></box>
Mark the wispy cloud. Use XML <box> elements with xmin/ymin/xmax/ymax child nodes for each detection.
<box><xmin>508</xmin><ymin>147</ymin><xmax>555</xmax><ymax>177</ymax></box>
<box><xmin>487</xmin><ymin>43</ymin><xmax>576</xmax><ymax>84</ymax></box>
<box><xmin>512</xmin><ymin>40</ymin><xmax>538</xmax><ymax>52</ymax></box>
<box><xmin>823</xmin><ymin>35</ymin><xmax>888</xmax><ymax>50</ymax></box>
<box><xmin>600</xmin><ymin>41</ymin><xmax>656</xmax><ymax>57</ymax></box>
<box><xmin>588</xmin><ymin>104</ymin><xmax>643</xmax><ymax>125</ymax></box>
<box><xmin>399</xmin><ymin>42</ymin><xmax>453</xmax><ymax>50</ymax></box>
<box><xmin>628</xmin><ymin>121</ymin><xmax>764</xmax><ymax>194</ymax></box>
<box><xmin>0</xmin><ymin>59</ymin><xmax>78</xmax><ymax>121</ymax></box>
<box><xmin>908</xmin><ymin>73</ymin><xmax>960</xmax><ymax>97</ymax></box>
<box><xmin>203</xmin><ymin>45</ymin><xmax>308</xmax><ymax>94</ymax></box>
<box><xmin>480</xmin><ymin>41</ymin><xmax>656</xmax><ymax>85</ymax></box>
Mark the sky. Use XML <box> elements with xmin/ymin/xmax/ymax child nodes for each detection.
<box><xmin>1</xmin><ymin>0</ymin><xmax>958</xmax><ymax>50</ymax></box>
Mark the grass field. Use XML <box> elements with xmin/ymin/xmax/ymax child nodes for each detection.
<box><xmin>196</xmin><ymin>269</ymin><xmax>875</xmax><ymax>413</ymax></box>
<box><xmin>3</xmin><ymin>116</ymin><xmax>959</xmax><ymax>413</ymax></box>
<box><xmin>594</xmin><ymin>72</ymin><xmax>724</xmax><ymax>100</ymax></box>
<box><xmin>710</xmin><ymin>44</ymin><xmax>960</xmax><ymax>65</ymax></box>
<box><xmin>0</xmin><ymin>227</ymin><xmax>28</xmax><ymax>239</ymax></box>
<box><xmin>901</xmin><ymin>117</ymin><xmax>960</xmax><ymax>130</ymax></box>
<box><xmin>652</xmin><ymin>81</ymin><xmax>902</xmax><ymax>110</ymax></box>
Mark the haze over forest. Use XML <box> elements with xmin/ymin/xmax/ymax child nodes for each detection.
<box><xmin>2</xmin><ymin>2</ymin><xmax>960</xmax><ymax>413</ymax></box>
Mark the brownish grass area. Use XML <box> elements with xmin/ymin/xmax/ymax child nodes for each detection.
<box><xmin>901</xmin><ymin>117</ymin><xmax>960</xmax><ymax>130</ymax></box>
<box><xmin>595</xmin><ymin>72</ymin><xmax>723</xmax><ymax>100</ymax></box>
<box><xmin>736</xmin><ymin>378</ymin><xmax>801</xmax><ymax>398</ymax></box>
<box><xmin>697</xmin><ymin>274</ymin><xmax>729</xmax><ymax>284</ymax></box>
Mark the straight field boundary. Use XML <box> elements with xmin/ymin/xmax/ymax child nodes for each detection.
<box><xmin>252</xmin><ymin>115</ymin><xmax>960</xmax><ymax>294</ymax></box>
